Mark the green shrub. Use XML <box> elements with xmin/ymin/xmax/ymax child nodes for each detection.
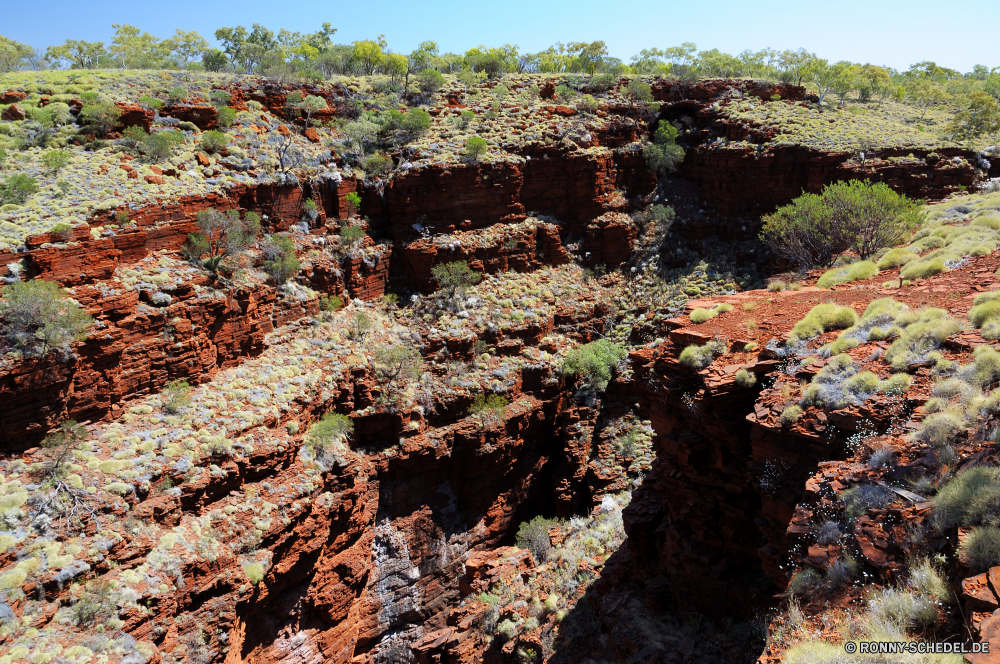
<box><xmin>516</xmin><ymin>515</ymin><xmax>555</xmax><ymax>563</ymax></box>
<box><xmin>734</xmin><ymin>369</ymin><xmax>756</xmax><ymax>388</ymax></box>
<box><xmin>50</xmin><ymin>222</ymin><xmax>73</xmax><ymax>242</ymax></box>
<box><xmin>964</xmin><ymin>527</ymin><xmax>1000</xmax><ymax>573</ymax></box>
<box><xmin>41</xmin><ymin>149</ymin><xmax>69</xmax><ymax>173</ymax></box>
<box><xmin>261</xmin><ymin>235</ymin><xmax>301</xmax><ymax>284</ymax></box>
<box><xmin>141</xmin><ymin>129</ymin><xmax>186</xmax><ymax>162</ymax></box>
<box><xmin>644</xmin><ymin>122</ymin><xmax>685</xmax><ymax>176</ymax></box>
<box><xmin>876</xmin><ymin>248</ymin><xmax>918</xmax><ymax>270</ymax></box>
<box><xmin>163</xmin><ymin>380</ymin><xmax>192</xmax><ymax>413</ymax></box>
<box><xmin>970</xmin><ymin>300</ymin><xmax>1000</xmax><ymax>338</ymax></box>
<box><xmin>416</xmin><ymin>68</ymin><xmax>445</xmax><ymax>95</ymax></box>
<box><xmin>340</xmin><ymin>223</ymin><xmax>366</xmax><ymax>247</ymax></box>
<box><xmin>562</xmin><ymin>339</ymin><xmax>627</xmax><ymax>392</ymax></box>
<box><xmin>217</xmin><ymin>106</ymin><xmax>236</xmax><ymax>128</ymax></box>
<box><xmin>201</xmin><ymin>130</ymin><xmax>228</xmax><ymax>153</ymax></box>
<box><xmin>0</xmin><ymin>173</ymin><xmax>39</xmax><ymax>205</ymax></box>
<box><xmin>304</xmin><ymin>413</ymin><xmax>353</xmax><ymax>469</ymax></box>
<box><xmin>0</xmin><ymin>279</ymin><xmax>92</xmax><ymax>358</ymax></box>
<box><xmin>900</xmin><ymin>258</ymin><xmax>947</xmax><ymax>280</ymax></box>
<box><xmin>816</xmin><ymin>260</ymin><xmax>879</xmax><ymax>288</ymax></box>
<box><xmin>679</xmin><ymin>340</ymin><xmax>726</xmax><ymax>370</ymax></box>
<box><xmin>469</xmin><ymin>393</ymin><xmax>509</xmax><ymax>426</ymax></box>
<box><xmin>762</xmin><ymin>180</ymin><xmax>922</xmax><ymax>268</ymax></box>
<box><xmin>79</xmin><ymin>99</ymin><xmax>121</xmax><ymax>136</ymax></box>
<box><xmin>431</xmin><ymin>261</ymin><xmax>481</xmax><ymax>301</ymax></box>
<box><xmin>780</xmin><ymin>404</ymin><xmax>803</xmax><ymax>425</ymax></box>
<box><xmin>319</xmin><ymin>295</ymin><xmax>343</xmax><ymax>312</ymax></box>
<box><xmin>464</xmin><ymin>135</ymin><xmax>489</xmax><ymax>161</ymax></box>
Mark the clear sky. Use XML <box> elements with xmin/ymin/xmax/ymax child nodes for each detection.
<box><xmin>3</xmin><ymin>0</ymin><xmax>1000</xmax><ymax>73</ymax></box>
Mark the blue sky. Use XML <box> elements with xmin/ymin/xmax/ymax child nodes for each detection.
<box><xmin>4</xmin><ymin>0</ymin><xmax>1000</xmax><ymax>72</ymax></box>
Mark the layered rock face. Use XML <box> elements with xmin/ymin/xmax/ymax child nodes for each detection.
<box><xmin>5</xmin><ymin>75</ymin><xmax>1000</xmax><ymax>664</ymax></box>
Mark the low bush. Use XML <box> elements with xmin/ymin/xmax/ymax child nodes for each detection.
<box><xmin>789</xmin><ymin>303</ymin><xmax>857</xmax><ymax>342</ymax></box>
<box><xmin>140</xmin><ymin>129</ymin><xmax>186</xmax><ymax>162</ymax></box>
<box><xmin>243</xmin><ymin>562</ymin><xmax>265</xmax><ymax>585</ymax></box>
<box><xmin>0</xmin><ymin>279</ymin><xmax>92</xmax><ymax>358</ymax></box>
<box><xmin>516</xmin><ymin>515</ymin><xmax>555</xmax><ymax>563</ymax></box>
<box><xmin>964</xmin><ymin>526</ymin><xmax>1000</xmax><ymax>573</ymax></box>
<box><xmin>876</xmin><ymin>247</ymin><xmax>918</xmax><ymax>270</ymax></box>
<box><xmin>787</xmin><ymin>568</ymin><xmax>821</xmax><ymax>596</ymax></box>
<box><xmin>679</xmin><ymin>340</ymin><xmax>726</xmax><ymax>370</ymax></box>
<box><xmin>900</xmin><ymin>257</ymin><xmax>947</xmax><ymax>280</ymax></box>
<box><xmin>884</xmin><ymin>308</ymin><xmax>959</xmax><ymax>370</ymax></box>
<box><xmin>0</xmin><ymin>173</ymin><xmax>39</xmax><ymax>206</ymax></box>
<box><xmin>816</xmin><ymin>260</ymin><xmax>878</xmax><ymax>288</ymax></box>
<box><xmin>261</xmin><ymin>235</ymin><xmax>301</xmax><ymax>284</ymax></box>
<box><xmin>842</xmin><ymin>484</ymin><xmax>896</xmax><ymax>521</ymax></box>
<box><xmin>431</xmin><ymin>261</ymin><xmax>481</xmax><ymax>300</ymax></box>
<box><xmin>163</xmin><ymin>380</ymin><xmax>192</xmax><ymax>414</ymax></box>
<box><xmin>734</xmin><ymin>368</ymin><xmax>756</xmax><ymax>388</ymax></box>
<box><xmin>304</xmin><ymin>412</ymin><xmax>354</xmax><ymax>470</ymax></box>
<box><xmin>780</xmin><ymin>404</ymin><xmax>803</xmax><ymax>425</ymax></box>
<box><xmin>201</xmin><ymin>130</ymin><xmax>228</xmax><ymax>153</ymax></box>
<box><xmin>562</xmin><ymin>339</ymin><xmax>627</xmax><ymax>392</ymax></box>
<box><xmin>933</xmin><ymin>465</ymin><xmax>1000</xmax><ymax>531</ymax></box>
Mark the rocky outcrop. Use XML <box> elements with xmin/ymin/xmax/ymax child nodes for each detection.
<box><xmin>162</xmin><ymin>104</ymin><xmax>219</xmax><ymax>130</ymax></box>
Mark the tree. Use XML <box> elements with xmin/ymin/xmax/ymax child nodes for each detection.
<box><xmin>626</xmin><ymin>78</ymin><xmax>653</xmax><ymax>106</ymax></box>
<box><xmin>382</xmin><ymin>52</ymin><xmax>408</xmax><ymax>82</ymax></box>
<box><xmin>186</xmin><ymin>209</ymin><xmax>261</xmax><ymax>272</ymax></box>
<box><xmin>167</xmin><ymin>29</ymin><xmax>210</xmax><ymax>67</ymax></box>
<box><xmin>214</xmin><ymin>25</ymin><xmax>277</xmax><ymax>73</ymax></box>
<box><xmin>644</xmin><ymin>122</ymin><xmax>685</xmax><ymax>176</ymax></box>
<box><xmin>298</xmin><ymin>95</ymin><xmax>327</xmax><ymax>129</ymax></box>
<box><xmin>761</xmin><ymin>180</ymin><xmax>922</xmax><ymax>265</ymax></box>
<box><xmin>908</xmin><ymin>80</ymin><xmax>950</xmax><ymax>120</ymax></box>
<box><xmin>431</xmin><ymin>261</ymin><xmax>481</xmax><ymax>301</ymax></box>
<box><xmin>566</xmin><ymin>41</ymin><xmax>608</xmax><ymax>75</ymax></box>
<box><xmin>856</xmin><ymin>64</ymin><xmax>893</xmax><ymax>102</ymax></box>
<box><xmin>352</xmin><ymin>40</ymin><xmax>385</xmax><ymax>75</ymax></box>
<box><xmin>0</xmin><ymin>35</ymin><xmax>33</xmax><ymax>72</ymax></box>
<box><xmin>409</xmin><ymin>41</ymin><xmax>440</xmax><ymax>72</ymax></box>
<box><xmin>110</xmin><ymin>24</ymin><xmax>166</xmax><ymax>69</ymax></box>
<box><xmin>469</xmin><ymin>393</ymin><xmax>508</xmax><ymax>429</ymax></box>
<box><xmin>45</xmin><ymin>40</ymin><xmax>107</xmax><ymax>69</ymax></box>
<box><xmin>0</xmin><ymin>279</ymin><xmax>93</xmax><ymax>358</ymax></box>
<box><xmin>373</xmin><ymin>344</ymin><xmax>423</xmax><ymax>401</ymax></box>
<box><xmin>948</xmin><ymin>92</ymin><xmax>1000</xmax><ymax>142</ymax></box>
<box><xmin>516</xmin><ymin>515</ymin><xmax>556</xmax><ymax>562</ymax></box>
<box><xmin>304</xmin><ymin>412</ymin><xmax>353</xmax><ymax>470</ymax></box>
